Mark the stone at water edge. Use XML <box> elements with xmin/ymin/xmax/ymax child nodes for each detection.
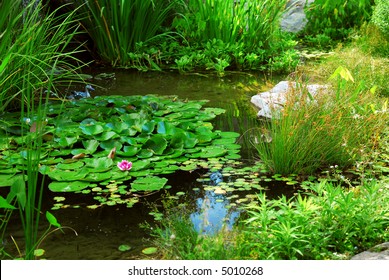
<box><xmin>351</xmin><ymin>242</ymin><xmax>389</xmax><ymax>260</ymax></box>
<box><xmin>250</xmin><ymin>81</ymin><xmax>328</xmax><ymax>119</ymax></box>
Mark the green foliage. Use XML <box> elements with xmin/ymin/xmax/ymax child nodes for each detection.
<box><xmin>254</xmin><ymin>70</ymin><xmax>387</xmax><ymax>175</ymax></box>
<box><xmin>171</xmin><ymin>0</ymin><xmax>297</xmax><ymax>73</ymax></box>
<box><xmin>0</xmin><ymin>1</ymin><xmax>85</xmax><ymax>259</ymax></box>
<box><xmin>0</xmin><ymin>95</ymin><xmax>240</xmax><ymax>209</ymax></box>
<box><xmin>76</xmin><ymin>0</ymin><xmax>298</xmax><ymax>73</ymax></box>
<box><xmin>76</xmin><ymin>0</ymin><xmax>179</xmax><ymax>67</ymax></box>
<box><xmin>241</xmin><ymin>180</ymin><xmax>389</xmax><ymax>259</ymax></box>
<box><xmin>302</xmin><ymin>0</ymin><xmax>375</xmax><ymax>44</ymax></box>
<box><xmin>371</xmin><ymin>0</ymin><xmax>389</xmax><ymax>40</ymax></box>
<box><xmin>149</xmin><ymin>180</ymin><xmax>389</xmax><ymax>260</ymax></box>
<box><xmin>0</xmin><ymin>0</ymin><xmax>85</xmax><ymax>113</ymax></box>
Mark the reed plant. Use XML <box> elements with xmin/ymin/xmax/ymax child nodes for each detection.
<box><xmin>0</xmin><ymin>1</ymin><xmax>83</xmax><ymax>259</ymax></box>
<box><xmin>174</xmin><ymin>0</ymin><xmax>287</xmax><ymax>49</ymax></box>
<box><xmin>253</xmin><ymin>69</ymin><xmax>387</xmax><ymax>175</ymax></box>
<box><xmin>0</xmin><ymin>1</ymin><xmax>85</xmax><ymax>113</ymax></box>
<box><xmin>76</xmin><ymin>0</ymin><xmax>180</xmax><ymax>67</ymax></box>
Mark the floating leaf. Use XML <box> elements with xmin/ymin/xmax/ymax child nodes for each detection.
<box><xmin>131</xmin><ymin>176</ymin><xmax>168</xmax><ymax>192</ymax></box>
<box><xmin>34</xmin><ymin>249</ymin><xmax>45</xmax><ymax>257</ymax></box>
<box><xmin>118</xmin><ymin>244</ymin><xmax>132</xmax><ymax>252</ymax></box>
<box><xmin>80</xmin><ymin>124</ymin><xmax>104</xmax><ymax>135</ymax></box>
<box><xmin>143</xmin><ymin>135</ymin><xmax>167</xmax><ymax>155</ymax></box>
<box><xmin>48</xmin><ymin>181</ymin><xmax>91</xmax><ymax>192</ymax></box>
<box><xmin>142</xmin><ymin>247</ymin><xmax>158</xmax><ymax>255</ymax></box>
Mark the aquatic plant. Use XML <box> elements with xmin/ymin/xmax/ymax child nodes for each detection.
<box><xmin>171</xmin><ymin>0</ymin><xmax>297</xmax><ymax>72</ymax></box>
<box><xmin>0</xmin><ymin>94</ymin><xmax>241</xmax><ymax>209</ymax></box>
<box><xmin>0</xmin><ymin>1</ymin><xmax>85</xmax><ymax>259</ymax></box>
<box><xmin>117</xmin><ymin>160</ymin><xmax>133</xmax><ymax>171</ymax></box>
<box><xmin>76</xmin><ymin>0</ymin><xmax>180</xmax><ymax>67</ymax></box>
<box><xmin>0</xmin><ymin>0</ymin><xmax>85</xmax><ymax>113</ymax></box>
<box><xmin>254</xmin><ymin>68</ymin><xmax>388</xmax><ymax>175</ymax></box>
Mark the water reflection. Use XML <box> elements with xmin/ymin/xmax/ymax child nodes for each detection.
<box><xmin>190</xmin><ymin>190</ymin><xmax>240</xmax><ymax>235</ymax></box>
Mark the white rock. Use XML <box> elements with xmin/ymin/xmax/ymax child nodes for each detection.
<box><xmin>251</xmin><ymin>81</ymin><xmax>328</xmax><ymax>118</ymax></box>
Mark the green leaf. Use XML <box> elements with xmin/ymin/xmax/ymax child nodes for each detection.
<box><xmin>34</xmin><ymin>249</ymin><xmax>45</xmax><ymax>257</ymax></box>
<box><xmin>80</xmin><ymin>124</ymin><xmax>104</xmax><ymax>135</ymax></box>
<box><xmin>83</xmin><ymin>139</ymin><xmax>100</xmax><ymax>153</ymax></box>
<box><xmin>56</xmin><ymin>136</ymin><xmax>78</xmax><ymax>148</ymax></box>
<box><xmin>118</xmin><ymin>244</ymin><xmax>132</xmax><ymax>252</ymax></box>
<box><xmin>46</xmin><ymin>211</ymin><xmax>61</xmax><ymax>228</ymax></box>
<box><xmin>48</xmin><ymin>181</ymin><xmax>91</xmax><ymax>192</ymax></box>
<box><xmin>143</xmin><ymin>134</ymin><xmax>168</xmax><ymax>155</ymax></box>
<box><xmin>56</xmin><ymin>161</ymin><xmax>84</xmax><ymax>170</ymax></box>
<box><xmin>131</xmin><ymin>176</ymin><xmax>168</xmax><ymax>192</ymax></box>
<box><xmin>142</xmin><ymin>247</ymin><xmax>158</xmax><ymax>255</ymax></box>
<box><xmin>10</xmin><ymin>175</ymin><xmax>26</xmax><ymax>209</ymax></box>
<box><xmin>0</xmin><ymin>196</ymin><xmax>16</xmax><ymax>209</ymax></box>
<box><xmin>84</xmin><ymin>157</ymin><xmax>113</xmax><ymax>170</ymax></box>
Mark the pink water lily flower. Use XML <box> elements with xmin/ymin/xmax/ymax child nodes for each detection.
<box><xmin>117</xmin><ymin>160</ymin><xmax>132</xmax><ymax>171</ymax></box>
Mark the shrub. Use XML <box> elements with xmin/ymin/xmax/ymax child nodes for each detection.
<box><xmin>371</xmin><ymin>0</ymin><xmax>389</xmax><ymax>40</ymax></box>
<box><xmin>302</xmin><ymin>0</ymin><xmax>375</xmax><ymax>43</ymax></box>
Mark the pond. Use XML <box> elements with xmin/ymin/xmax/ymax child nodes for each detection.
<box><xmin>3</xmin><ymin>70</ymin><xmax>297</xmax><ymax>260</ymax></box>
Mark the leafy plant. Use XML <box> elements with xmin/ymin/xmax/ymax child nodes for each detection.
<box><xmin>149</xmin><ymin>180</ymin><xmax>389</xmax><ymax>260</ymax></box>
<box><xmin>371</xmin><ymin>0</ymin><xmax>389</xmax><ymax>40</ymax></box>
<box><xmin>241</xmin><ymin>180</ymin><xmax>389</xmax><ymax>259</ymax></box>
<box><xmin>0</xmin><ymin>94</ymin><xmax>241</xmax><ymax>209</ymax></box>
<box><xmin>302</xmin><ymin>0</ymin><xmax>375</xmax><ymax>43</ymax></box>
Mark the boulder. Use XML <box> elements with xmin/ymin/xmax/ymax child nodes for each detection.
<box><xmin>351</xmin><ymin>243</ymin><xmax>389</xmax><ymax>260</ymax></box>
<box><xmin>250</xmin><ymin>81</ymin><xmax>328</xmax><ymax>118</ymax></box>
<box><xmin>281</xmin><ymin>0</ymin><xmax>315</xmax><ymax>33</ymax></box>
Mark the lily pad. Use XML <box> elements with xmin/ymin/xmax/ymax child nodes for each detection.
<box><xmin>49</xmin><ymin>181</ymin><xmax>91</xmax><ymax>192</ymax></box>
<box><xmin>142</xmin><ymin>247</ymin><xmax>158</xmax><ymax>255</ymax></box>
<box><xmin>131</xmin><ymin>176</ymin><xmax>168</xmax><ymax>192</ymax></box>
<box><xmin>118</xmin><ymin>244</ymin><xmax>132</xmax><ymax>252</ymax></box>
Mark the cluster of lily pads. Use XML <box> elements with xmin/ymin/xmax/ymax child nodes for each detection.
<box><xmin>0</xmin><ymin>95</ymin><xmax>241</xmax><ymax>209</ymax></box>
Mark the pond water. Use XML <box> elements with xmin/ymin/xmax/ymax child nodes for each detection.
<box><xmin>3</xmin><ymin>70</ymin><xmax>297</xmax><ymax>260</ymax></box>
